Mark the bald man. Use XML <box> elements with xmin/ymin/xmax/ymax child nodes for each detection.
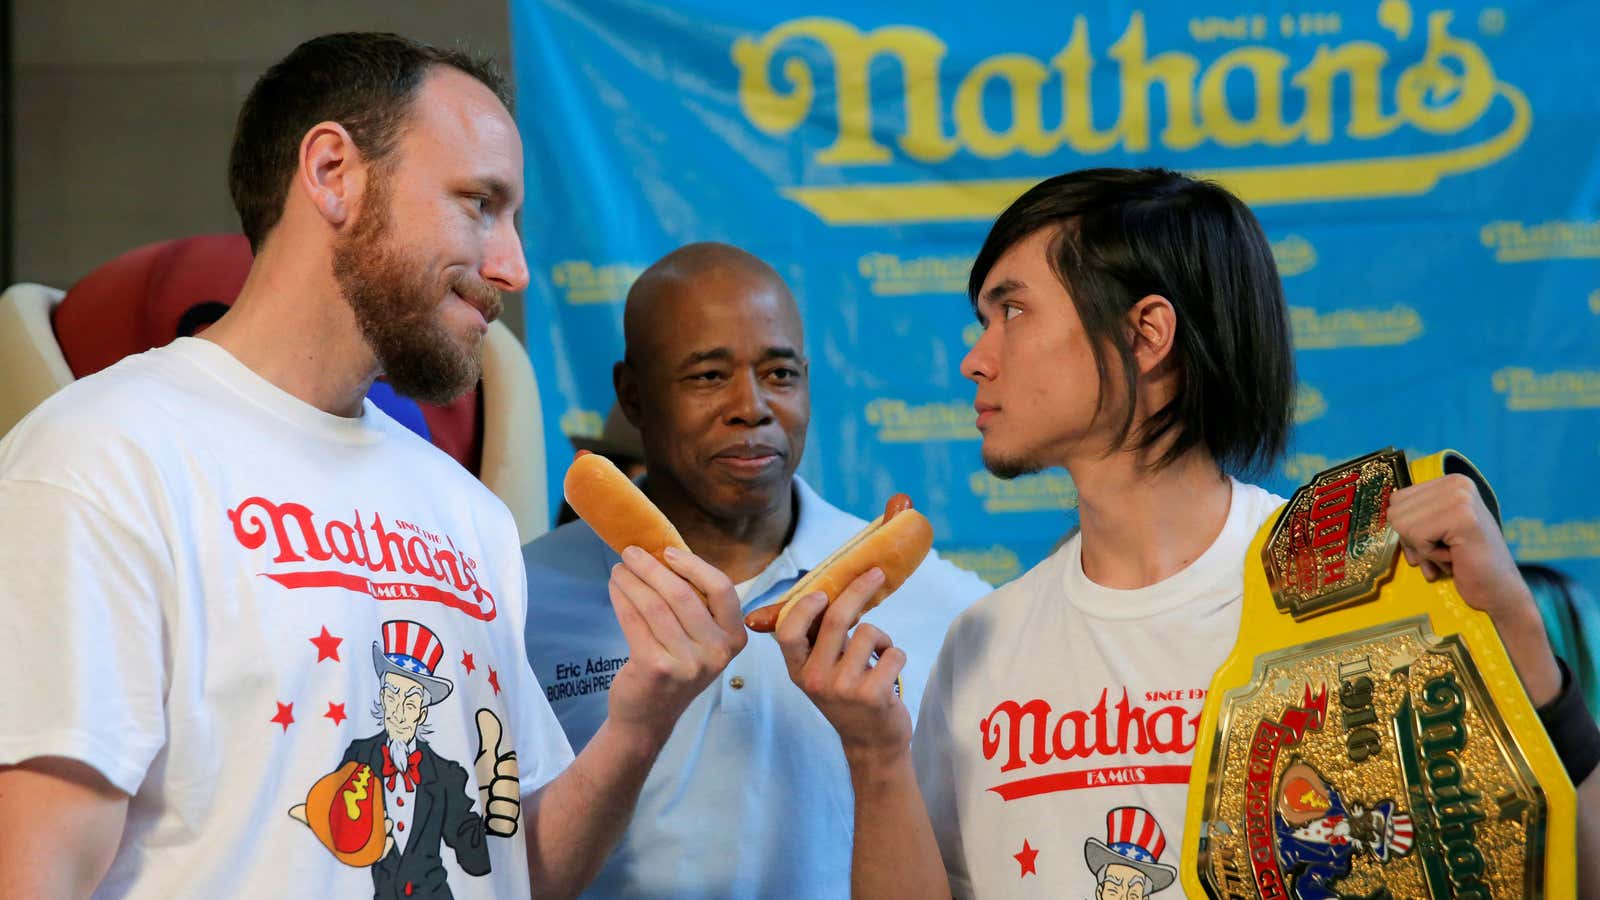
<box><xmin>522</xmin><ymin>242</ymin><xmax>989</xmax><ymax>898</ymax></box>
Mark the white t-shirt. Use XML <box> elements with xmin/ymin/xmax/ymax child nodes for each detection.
<box><xmin>0</xmin><ymin>338</ymin><xmax>573</xmax><ymax>898</ymax></box>
<box><xmin>912</xmin><ymin>479</ymin><xmax>1283</xmax><ymax>899</ymax></box>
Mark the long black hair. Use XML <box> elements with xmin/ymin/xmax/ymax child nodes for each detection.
<box><xmin>969</xmin><ymin>167</ymin><xmax>1294</xmax><ymax>477</ymax></box>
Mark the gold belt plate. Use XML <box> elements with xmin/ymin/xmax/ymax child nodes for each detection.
<box><xmin>1182</xmin><ymin>449</ymin><xmax>1575</xmax><ymax>899</ymax></box>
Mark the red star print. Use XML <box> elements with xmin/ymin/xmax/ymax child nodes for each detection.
<box><xmin>487</xmin><ymin>667</ymin><xmax>501</xmax><ymax>695</ymax></box>
<box><xmin>324</xmin><ymin>702</ymin><xmax>348</xmax><ymax>726</ymax></box>
<box><xmin>309</xmin><ymin>626</ymin><xmax>342</xmax><ymax>663</ymax></box>
<box><xmin>461</xmin><ymin>651</ymin><xmax>476</xmax><ymax>675</ymax></box>
<box><xmin>271</xmin><ymin>702</ymin><xmax>295</xmax><ymax>732</ymax></box>
<box><xmin>1014</xmin><ymin>839</ymin><xmax>1038</xmax><ymax>878</ymax></box>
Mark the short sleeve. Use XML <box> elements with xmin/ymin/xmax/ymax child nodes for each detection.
<box><xmin>911</xmin><ymin>632</ymin><xmax>973</xmax><ymax>899</ymax></box>
<box><xmin>0</xmin><ymin>479</ymin><xmax>170</xmax><ymax>795</ymax></box>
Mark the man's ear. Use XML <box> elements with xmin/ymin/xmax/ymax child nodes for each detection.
<box><xmin>613</xmin><ymin>360</ymin><xmax>644</xmax><ymax>431</ymax></box>
<box><xmin>1127</xmin><ymin>294</ymin><xmax>1177</xmax><ymax>375</ymax></box>
<box><xmin>296</xmin><ymin>121</ymin><xmax>369</xmax><ymax>229</ymax></box>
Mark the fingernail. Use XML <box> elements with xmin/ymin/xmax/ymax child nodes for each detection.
<box><xmin>868</xmin><ymin>567</ymin><xmax>886</xmax><ymax>584</ymax></box>
<box><xmin>623</xmin><ymin>546</ymin><xmax>646</xmax><ymax>562</ymax></box>
<box><xmin>663</xmin><ymin>546</ymin><xmax>682</xmax><ymax>561</ymax></box>
<box><xmin>807</xmin><ymin>591</ymin><xmax>827</xmax><ymax>606</ymax></box>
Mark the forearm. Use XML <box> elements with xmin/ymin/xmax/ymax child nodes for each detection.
<box><xmin>847</xmin><ymin>751</ymin><xmax>948</xmax><ymax>900</ymax></box>
<box><xmin>523</xmin><ymin>719</ymin><xmax>665</xmax><ymax>899</ymax></box>
<box><xmin>1493</xmin><ymin>603</ymin><xmax>1563</xmax><ymax>707</ymax></box>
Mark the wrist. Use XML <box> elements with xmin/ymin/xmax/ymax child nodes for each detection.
<box><xmin>593</xmin><ymin>716</ymin><xmax>673</xmax><ymax>767</ymax></box>
<box><xmin>843</xmin><ymin>741</ymin><xmax>914</xmax><ymax>781</ymax></box>
<box><xmin>1537</xmin><ymin>657</ymin><xmax>1600</xmax><ymax>785</ymax></box>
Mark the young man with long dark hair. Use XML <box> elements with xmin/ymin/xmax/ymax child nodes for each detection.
<box><xmin>769</xmin><ymin>168</ymin><xmax>1600</xmax><ymax>897</ymax></box>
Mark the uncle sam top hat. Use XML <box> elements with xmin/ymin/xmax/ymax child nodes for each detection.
<box><xmin>371</xmin><ymin>619</ymin><xmax>453</xmax><ymax>705</ymax></box>
<box><xmin>1082</xmin><ymin>806</ymin><xmax>1178</xmax><ymax>891</ymax></box>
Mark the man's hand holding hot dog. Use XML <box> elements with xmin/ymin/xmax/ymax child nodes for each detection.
<box><xmin>606</xmin><ymin>545</ymin><xmax>748</xmax><ymax>742</ymax></box>
<box><xmin>774</xmin><ymin>571</ymin><xmax>950</xmax><ymax>899</ymax></box>
<box><xmin>774</xmin><ymin>569</ymin><xmax>911</xmax><ymax>763</ymax></box>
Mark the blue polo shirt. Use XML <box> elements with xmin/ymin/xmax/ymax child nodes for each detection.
<box><xmin>523</xmin><ymin>476</ymin><xmax>990</xmax><ymax>899</ymax></box>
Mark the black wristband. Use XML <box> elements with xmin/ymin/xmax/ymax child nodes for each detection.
<box><xmin>1536</xmin><ymin>656</ymin><xmax>1600</xmax><ymax>785</ymax></box>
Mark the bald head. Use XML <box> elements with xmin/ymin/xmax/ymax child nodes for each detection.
<box><xmin>623</xmin><ymin>242</ymin><xmax>800</xmax><ymax>371</ymax></box>
<box><xmin>611</xmin><ymin>241</ymin><xmax>810</xmax><ymax>523</ymax></box>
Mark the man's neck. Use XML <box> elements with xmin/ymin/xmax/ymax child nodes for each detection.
<box><xmin>644</xmin><ymin>474</ymin><xmax>796</xmax><ymax>585</ymax></box>
<box><xmin>199</xmin><ymin>240</ymin><xmax>379</xmax><ymax>417</ymax></box>
<box><xmin>1068</xmin><ymin>447</ymin><xmax>1233</xmax><ymax>590</ymax></box>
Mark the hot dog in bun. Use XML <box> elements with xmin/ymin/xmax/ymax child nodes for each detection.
<box><xmin>744</xmin><ymin>493</ymin><xmax>933</xmax><ymax>633</ymax></box>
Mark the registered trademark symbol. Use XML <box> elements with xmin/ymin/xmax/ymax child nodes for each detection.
<box><xmin>1479</xmin><ymin>7</ymin><xmax>1506</xmax><ymax>36</ymax></box>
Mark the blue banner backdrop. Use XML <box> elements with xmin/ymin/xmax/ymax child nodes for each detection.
<box><xmin>510</xmin><ymin>0</ymin><xmax>1600</xmax><ymax>593</ymax></box>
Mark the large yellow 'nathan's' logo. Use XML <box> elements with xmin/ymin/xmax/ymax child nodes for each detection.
<box><xmin>733</xmin><ymin>4</ymin><xmax>1529</xmax><ymax>223</ymax></box>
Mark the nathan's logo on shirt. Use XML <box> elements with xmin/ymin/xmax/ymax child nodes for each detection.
<box><xmin>228</xmin><ymin>497</ymin><xmax>496</xmax><ymax>621</ymax></box>
<box><xmin>1491</xmin><ymin>366</ymin><xmax>1600</xmax><ymax>410</ymax></box>
<box><xmin>1480</xmin><ymin>218</ymin><xmax>1600</xmax><ymax>263</ymax></box>
<box><xmin>866</xmin><ymin>399</ymin><xmax>978</xmax><ymax>442</ymax></box>
<box><xmin>857</xmin><ymin>251</ymin><xmax>971</xmax><ymax>296</ymax></box>
<box><xmin>979</xmin><ymin>687</ymin><xmax>1205</xmax><ymax>801</ymax></box>
<box><xmin>1290</xmin><ymin>304</ymin><xmax>1424</xmax><ymax>350</ymax></box>
<box><xmin>550</xmin><ymin>260</ymin><xmax>646</xmax><ymax>304</ymax></box>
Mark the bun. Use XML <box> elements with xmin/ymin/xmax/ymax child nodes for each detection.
<box><xmin>302</xmin><ymin>761</ymin><xmax>387</xmax><ymax>867</ymax></box>
<box><xmin>564</xmin><ymin>451</ymin><xmax>689</xmax><ymax>563</ymax></box>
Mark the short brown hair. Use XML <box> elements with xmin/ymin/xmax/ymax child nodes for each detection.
<box><xmin>228</xmin><ymin>32</ymin><xmax>511</xmax><ymax>252</ymax></box>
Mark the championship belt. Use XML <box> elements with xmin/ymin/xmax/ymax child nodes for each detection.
<box><xmin>1181</xmin><ymin>449</ymin><xmax>1576</xmax><ymax>899</ymax></box>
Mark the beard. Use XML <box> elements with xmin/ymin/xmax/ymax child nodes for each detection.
<box><xmin>982</xmin><ymin>446</ymin><xmax>1048</xmax><ymax>480</ymax></box>
<box><xmin>331</xmin><ymin>173</ymin><xmax>504</xmax><ymax>404</ymax></box>
<box><xmin>386</xmin><ymin>735</ymin><xmax>413</xmax><ymax>771</ymax></box>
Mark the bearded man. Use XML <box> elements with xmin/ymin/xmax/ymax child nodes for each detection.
<box><xmin>0</xmin><ymin>32</ymin><xmax>745</xmax><ymax>899</ymax></box>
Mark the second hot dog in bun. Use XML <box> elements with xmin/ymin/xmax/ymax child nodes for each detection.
<box><xmin>744</xmin><ymin>493</ymin><xmax>933</xmax><ymax>633</ymax></box>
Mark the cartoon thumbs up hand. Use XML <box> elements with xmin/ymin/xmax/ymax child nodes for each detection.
<box><xmin>474</xmin><ymin>708</ymin><xmax>521</xmax><ymax>837</ymax></box>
